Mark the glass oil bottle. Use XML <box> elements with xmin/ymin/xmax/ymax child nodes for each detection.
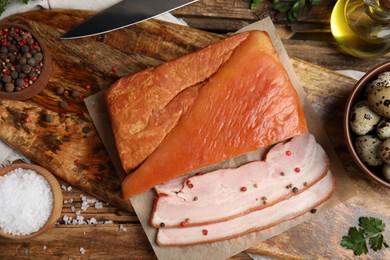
<box><xmin>331</xmin><ymin>0</ymin><xmax>390</xmax><ymax>58</ymax></box>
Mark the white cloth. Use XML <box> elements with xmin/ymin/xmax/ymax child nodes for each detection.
<box><xmin>0</xmin><ymin>140</ymin><xmax>30</xmax><ymax>168</ymax></box>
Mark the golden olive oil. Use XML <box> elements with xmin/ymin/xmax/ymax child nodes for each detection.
<box><xmin>331</xmin><ymin>0</ymin><xmax>390</xmax><ymax>58</ymax></box>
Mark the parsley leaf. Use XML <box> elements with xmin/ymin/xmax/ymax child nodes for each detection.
<box><xmin>250</xmin><ymin>0</ymin><xmax>264</xmax><ymax>9</ymax></box>
<box><xmin>341</xmin><ymin>217</ymin><xmax>389</xmax><ymax>256</ymax></box>
<box><xmin>341</xmin><ymin>227</ymin><xmax>368</xmax><ymax>255</ymax></box>
<box><xmin>248</xmin><ymin>0</ymin><xmax>323</xmax><ymax>22</ymax></box>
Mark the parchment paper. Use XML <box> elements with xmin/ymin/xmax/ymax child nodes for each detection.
<box><xmin>85</xmin><ymin>17</ymin><xmax>357</xmax><ymax>260</ymax></box>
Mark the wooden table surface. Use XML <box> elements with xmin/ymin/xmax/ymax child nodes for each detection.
<box><xmin>1</xmin><ymin>1</ymin><xmax>390</xmax><ymax>259</ymax></box>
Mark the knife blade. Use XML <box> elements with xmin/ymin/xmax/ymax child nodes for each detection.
<box><xmin>61</xmin><ymin>0</ymin><xmax>197</xmax><ymax>39</ymax></box>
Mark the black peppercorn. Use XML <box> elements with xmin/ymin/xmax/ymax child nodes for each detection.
<box><xmin>27</xmin><ymin>58</ymin><xmax>36</xmax><ymax>66</ymax></box>
<box><xmin>44</xmin><ymin>114</ymin><xmax>54</xmax><ymax>123</ymax></box>
<box><xmin>15</xmin><ymin>78</ymin><xmax>24</xmax><ymax>87</ymax></box>
<box><xmin>18</xmin><ymin>57</ymin><xmax>27</xmax><ymax>65</ymax></box>
<box><xmin>22</xmin><ymin>64</ymin><xmax>32</xmax><ymax>73</ymax></box>
<box><xmin>82</xmin><ymin>126</ymin><xmax>91</xmax><ymax>134</ymax></box>
<box><xmin>10</xmin><ymin>70</ymin><xmax>18</xmax><ymax>80</ymax></box>
<box><xmin>71</xmin><ymin>90</ymin><xmax>80</xmax><ymax>98</ymax></box>
<box><xmin>5</xmin><ymin>83</ymin><xmax>14</xmax><ymax>92</ymax></box>
<box><xmin>2</xmin><ymin>74</ymin><xmax>11</xmax><ymax>83</ymax></box>
<box><xmin>59</xmin><ymin>100</ymin><xmax>68</xmax><ymax>108</ymax></box>
<box><xmin>56</xmin><ymin>87</ymin><xmax>65</xmax><ymax>95</ymax></box>
<box><xmin>18</xmin><ymin>73</ymin><xmax>25</xmax><ymax>79</ymax></box>
<box><xmin>21</xmin><ymin>45</ymin><xmax>30</xmax><ymax>53</ymax></box>
<box><xmin>33</xmin><ymin>52</ymin><xmax>43</xmax><ymax>62</ymax></box>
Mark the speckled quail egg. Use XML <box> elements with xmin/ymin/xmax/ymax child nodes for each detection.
<box><xmin>377</xmin><ymin>118</ymin><xmax>390</xmax><ymax>139</ymax></box>
<box><xmin>350</xmin><ymin>101</ymin><xmax>381</xmax><ymax>135</ymax></box>
<box><xmin>355</xmin><ymin>135</ymin><xmax>383</xmax><ymax>166</ymax></box>
<box><xmin>367</xmin><ymin>86</ymin><xmax>390</xmax><ymax>118</ymax></box>
<box><xmin>379</xmin><ymin>138</ymin><xmax>390</xmax><ymax>164</ymax></box>
<box><xmin>365</xmin><ymin>71</ymin><xmax>390</xmax><ymax>96</ymax></box>
<box><xmin>383</xmin><ymin>164</ymin><xmax>390</xmax><ymax>182</ymax></box>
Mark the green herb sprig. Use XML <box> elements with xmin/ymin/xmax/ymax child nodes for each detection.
<box><xmin>0</xmin><ymin>0</ymin><xmax>32</xmax><ymax>16</ymax></box>
<box><xmin>341</xmin><ymin>217</ymin><xmax>389</xmax><ymax>256</ymax></box>
<box><xmin>249</xmin><ymin>0</ymin><xmax>322</xmax><ymax>21</ymax></box>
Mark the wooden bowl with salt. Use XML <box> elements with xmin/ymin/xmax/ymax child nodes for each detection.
<box><xmin>0</xmin><ymin>163</ymin><xmax>63</xmax><ymax>239</ymax></box>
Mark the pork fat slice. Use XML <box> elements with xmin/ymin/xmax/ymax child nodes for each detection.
<box><xmin>156</xmin><ymin>170</ymin><xmax>335</xmax><ymax>246</ymax></box>
<box><xmin>151</xmin><ymin>133</ymin><xmax>329</xmax><ymax>227</ymax></box>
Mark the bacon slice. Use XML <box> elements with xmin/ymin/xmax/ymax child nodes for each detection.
<box><xmin>151</xmin><ymin>133</ymin><xmax>329</xmax><ymax>227</ymax></box>
<box><xmin>119</xmin><ymin>31</ymin><xmax>308</xmax><ymax>199</ymax></box>
<box><xmin>156</xmin><ymin>170</ymin><xmax>335</xmax><ymax>246</ymax></box>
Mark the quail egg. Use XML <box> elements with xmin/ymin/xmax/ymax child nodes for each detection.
<box><xmin>350</xmin><ymin>101</ymin><xmax>381</xmax><ymax>135</ymax></box>
<box><xmin>365</xmin><ymin>71</ymin><xmax>390</xmax><ymax>96</ymax></box>
<box><xmin>377</xmin><ymin>118</ymin><xmax>390</xmax><ymax>139</ymax></box>
<box><xmin>367</xmin><ymin>86</ymin><xmax>390</xmax><ymax>118</ymax></box>
<box><xmin>355</xmin><ymin>135</ymin><xmax>383</xmax><ymax>166</ymax></box>
<box><xmin>379</xmin><ymin>138</ymin><xmax>390</xmax><ymax>164</ymax></box>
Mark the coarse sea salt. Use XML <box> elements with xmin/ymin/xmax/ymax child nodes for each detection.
<box><xmin>0</xmin><ymin>168</ymin><xmax>53</xmax><ymax>236</ymax></box>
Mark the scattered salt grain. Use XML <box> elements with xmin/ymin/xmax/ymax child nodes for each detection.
<box><xmin>87</xmin><ymin>198</ymin><xmax>96</xmax><ymax>204</ymax></box>
<box><xmin>0</xmin><ymin>168</ymin><xmax>53</xmax><ymax>236</ymax></box>
<box><xmin>66</xmin><ymin>186</ymin><xmax>72</xmax><ymax>191</ymax></box>
<box><xmin>94</xmin><ymin>201</ymin><xmax>103</xmax><ymax>209</ymax></box>
<box><xmin>88</xmin><ymin>218</ymin><xmax>97</xmax><ymax>224</ymax></box>
<box><xmin>24</xmin><ymin>249</ymin><xmax>29</xmax><ymax>255</ymax></box>
<box><xmin>71</xmin><ymin>206</ymin><xmax>75</xmax><ymax>212</ymax></box>
<box><xmin>80</xmin><ymin>247</ymin><xmax>85</xmax><ymax>255</ymax></box>
<box><xmin>104</xmin><ymin>220</ymin><xmax>113</xmax><ymax>224</ymax></box>
<box><xmin>61</xmin><ymin>184</ymin><xmax>67</xmax><ymax>190</ymax></box>
<box><xmin>119</xmin><ymin>224</ymin><xmax>127</xmax><ymax>232</ymax></box>
<box><xmin>81</xmin><ymin>201</ymin><xmax>89</xmax><ymax>211</ymax></box>
<box><xmin>43</xmin><ymin>245</ymin><xmax>47</xmax><ymax>250</ymax></box>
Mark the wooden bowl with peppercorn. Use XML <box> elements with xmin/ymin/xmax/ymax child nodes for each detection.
<box><xmin>0</xmin><ymin>23</ymin><xmax>52</xmax><ymax>101</ymax></box>
<box><xmin>0</xmin><ymin>163</ymin><xmax>63</xmax><ymax>239</ymax></box>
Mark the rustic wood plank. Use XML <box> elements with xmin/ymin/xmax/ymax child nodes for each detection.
<box><xmin>172</xmin><ymin>0</ymin><xmax>336</xmax><ymax>32</ymax></box>
<box><xmin>0</xmin><ymin>9</ymin><xmax>389</xmax><ymax>260</ymax></box>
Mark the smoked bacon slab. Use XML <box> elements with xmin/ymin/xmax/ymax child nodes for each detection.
<box><xmin>106</xmin><ymin>31</ymin><xmax>308</xmax><ymax>199</ymax></box>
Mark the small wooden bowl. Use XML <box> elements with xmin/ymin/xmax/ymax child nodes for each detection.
<box><xmin>0</xmin><ymin>163</ymin><xmax>63</xmax><ymax>239</ymax></box>
<box><xmin>0</xmin><ymin>23</ymin><xmax>52</xmax><ymax>101</ymax></box>
<box><xmin>344</xmin><ymin>61</ymin><xmax>390</xmax><ymax>189</ymax></box>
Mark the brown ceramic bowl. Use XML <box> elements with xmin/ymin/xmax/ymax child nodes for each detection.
<box><xmin>344</xmin><ymin>61</ymin><xmax>390</xmax><ymax>189</ymax></box>
<box><xmin>0</xmin><ymin>23</ymin><xmax>52</xmax><ymax>100</ymax></box>
<box><xmin>0</xmin><ymin>163</ymin><xmax>63</xmax><ymax>239</ymax></box>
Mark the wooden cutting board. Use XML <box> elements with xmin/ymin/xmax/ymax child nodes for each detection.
<box><xmin>0</xmin><ymin>10</ymin><xmax>389</xmax><ymax>259</ymax></box>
